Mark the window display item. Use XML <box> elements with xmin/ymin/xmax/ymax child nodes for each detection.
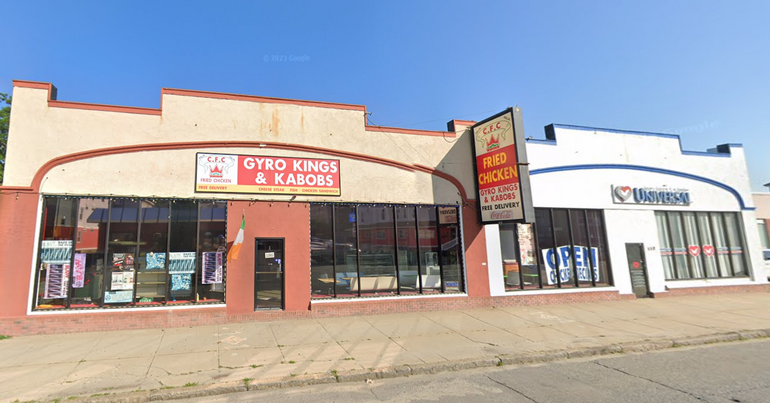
<box><xmin>202</xmin><ymin>252</ymin><xmax>223</xmax><ymax>284</ymax></box>
<box><xmin>43</xmin><ymin>263</ymin><xmax>70</xmax><ymax>299</ymax></box>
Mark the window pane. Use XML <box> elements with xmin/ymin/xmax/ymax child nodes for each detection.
<box><xmin>552</xmin><ymin>209</ymin><xmax>575</xmax><ymax>288</ymax></box>
<box><xmin>334</xmin><ymin>206</ymin><xmax>358</xmax><ymax>297</ymax></box>
<box><xmin>500</xmin><ymin>224</ymin><xmax>519</xmax><ymax>290</ymax></box>
<box><xmin>440</xmin><ymin>213</ymin><xmax>463</xmax><ymax>293</ymax></box>
<box><xmin>656</xmin><ymin>212</ymin><xmax>675</xmax><ymax>279</ymax></box>
<box><xmin>356</xmin><ymin>206</ymin><xmax>397</xmax><ymax>295</ymax></box>
<box><xmin>105</xmin><ymin>199</ymin><xmax>140</xmax><ymax>307</ymax></box>
<box><xmin>35</xmin><ymin>198</ymin><xmax>77</xmax><ymax>309</ymax></box>
<box><xmin>711</xmin><ymin>213</ymin><xmax>733</xmax><ymax>277</ymax></box>
<box><xmin>586</xmin><ymin>210</ymin><xmax>610</xmax><ymax>286</ymax></box>
<box><xmin>198</xmin><ymin>201</ymin><xmax>226</xmax><ymax>302</ymax></box>
<box><xmin>396</xmin><ymin>206</ymin><xmax>419</xmax><ymax>295</ymax></box>
<box><xmin>418</xmin><ymin>207</ymin><xmax>441</xmax><ymax>293</ymax></box>
<box><xmin>517</xmin><ymin>223</ymin><xmax>540</xmax><ymax>289</ymax></box>
<box><xmin>71</xmin><ymin>198</ymin><xmax>109</xmax><ymax>309</ymax></box>
<box><xmin>569</xmin><ymin>210</ymin><xmax>593</xmax><ymax>286</ymax></box>
<box><xmin>724</xmin><ymin>213</ymin><xmax>747</xmax><ymax>276</ymax></box>
<box><xmin>310</xmin><ymin>205</ymin><xmax>334</xmax><ymax>298</ymax></box>
<box><xmin>683</xmin><ymin>212</ymin><xmax>704</xmax><ymax>278</ymax></box>
<box><xmin>135</xmin><ymin>200</ymin><xmax>169</xmax><ymax>305</ymax></box>
<box><xmin>535</xmin><ymin>208</ymin><xmax>558</xmax><ymax>289</ymax></box>
<box><xmin>168</xmin><ymin>201</ymin><xmax>198</xmax><ymax>304</ymax></box>
<box><xmin>697</xmin><ymin>213</ymin><xmax>719</xmax><ymax>278</ymax></box>
<box><xmin>668</xmin><ymin>212</ymin><xmax>690</xmax><ymax>279</ymax></box>
<box><xmin>758</xmin><ymin>220</ymin><xmax>770</xmax><ymax>249</ymax></box>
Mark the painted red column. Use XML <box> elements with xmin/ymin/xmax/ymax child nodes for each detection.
<box><xmin>0</xmin><ymin>189</ymin><xmax>39</xmax><ymax>317</ymax></box>
<box><xmin>461</xmin><ymin>203</ymin><xmax>489</xmax><ymax>297</ymax></box>
<box><xmin>225</xmin><ymin>201</ymin><xmax>310</xmax><ymax>315</ymax></box>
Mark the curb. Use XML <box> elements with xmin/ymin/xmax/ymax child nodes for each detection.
<box><xmin>38</xmin><ymin>329</ymin><xmax>770</xmax><ymax>403</ymax></box>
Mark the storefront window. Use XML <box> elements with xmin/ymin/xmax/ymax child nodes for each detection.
<box><xmin>655</xmin><ymin>211</ymin><xmax>749</xmax><ymax>280</ymax></box>
<box><xmin>334</xmin><ymin>205</ymin><xmax>358</xmax><ymax>297</ymax></box>
<box><xmin>136</xmin><ymin>200</ymin><xmax>169</xmax><ymax>305</ymax></box>
<box><xmin>34</xmin><ymin>198</ymin><xmax>77</xmax><ymax>309</ymax></box>
<box><xmin>758</xmin><ymin>219</ymin><xmax>770</xmax><ymax>250</ymax></box>
<box><xmin>168</xmin><ymin>201</ymin><xmax>198</xmax><ymax>304</ymax></box>
<box><xmin>503</xmin><ymin>208</ymin><xmax>611</xmax><ymax>291</ymax></box>
<box><xmin>71</xmin><ymin>198</ymin><xmax>108</xmax><ymax>309</ymax></box>
<box><xmin>396</xmin><ymin>206</ymin><xmax>419</xmax><ymax>295</ymax></box>
<box><xmin>310</xmin><ymin>205</ymin><xmax>334</xmax><ymax>297</ymax></box>
<box><xmin>310</xmin><ymin>204</ymin><xmax>464</xmax><ymax>299</ymax></box>
<box><xmin>32</xmin><ymin>197</ymin><xmax>226</xmax><ymax>311</ymax></box>
<box><xmin>104</xmin><ymin>199</ymin><xmax>140</xmax><ymax>307</ymax></box>
<box><xmin>198</xmin><ymin>201</ymin><xmax>226</xmax><ymax>303</ymax></box>
<box><xmin>357</xmin><ymin>206</ymin><xmax>398</xmax><ymax>296</ymax></box>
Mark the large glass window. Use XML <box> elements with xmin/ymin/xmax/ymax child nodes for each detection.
<box><xmin>357</xmin><ymin>206</ymin><xmax>398</xmax><ymax>296</ymax></box>
<box><xmin>310</xmin><ymin>204</ymin><xmax>464</xmax><ymax>299</ymax></box>
<box><xmin>502</xmin><ymin>208</ymin><xmax>611</xmax><ymax>291</ymax></box>
<box><xmin>655</xmin><ymin>211</ymin><xmax>749</xmax><ymax>280</ymax></box>
<box><xmin>34</xmin><ymin>198</ymin><xmax>77</xmax><ymax>309</ymax></box>
<box><xmin>32</xmin><ymin>197</ymin><xmax>226</xmax><ymax>311</ymax></box>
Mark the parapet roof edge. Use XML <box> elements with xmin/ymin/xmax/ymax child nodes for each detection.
<box><xmin>529</xmin><ymin>123</ymin><xmax>743</xmax><ymax>158</ymax></box>
<box><xmin>12</xmin><ymin>80</ymin><xmax>456</xmax><ymax>137</ymax></box>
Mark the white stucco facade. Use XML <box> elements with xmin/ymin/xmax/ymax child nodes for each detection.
<box><xmin>487</xmin><ymin>124</ymin><xmax>765</xmax><ymax>296</ymax></box>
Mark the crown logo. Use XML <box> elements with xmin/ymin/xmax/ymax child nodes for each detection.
<box><xmin>486</xmin><ymin>134</ymin><xmax>500</xmax><ymax>151</ymax></box>
<box><xmin>209</xmin><ymin>165</ymin><xmax>223</xmax><ymax>177</ymax></box>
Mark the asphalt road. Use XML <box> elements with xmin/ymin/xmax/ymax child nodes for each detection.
<box><xmin>177</xmin><ymin>339</ymin><xmax>770</xmax><ymax>403</ymax></box>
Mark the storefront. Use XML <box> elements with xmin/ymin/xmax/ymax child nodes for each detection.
<box><xmin>484</xmin><ymin>124</ymin><xmax>767</xmax><ymax>298</ymax></box>
<box><xmin>0</xmin><ymin>80</ymin><xmax>766</xmax><ymax>335</ymax></box>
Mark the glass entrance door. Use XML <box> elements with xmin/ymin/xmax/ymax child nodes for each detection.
<box><xmin>254</xmin><ymin>238</ymin><xmax>284</xmax><ymax>310</ymax></box>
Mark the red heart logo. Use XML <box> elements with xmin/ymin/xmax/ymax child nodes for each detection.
<box><xmin>702</xmin><ymin>245</ymin><xmax>714</xmax><ymax>257</ymax></box>
<box><xmin>688</xmin><ymin>245</ymin><xmax>701</xmax><ymax>257</ymax></box>
<box><xmin>614</xmin><ymin>186</ymin><xmax>633</xmax><ymax>202</ymax></box>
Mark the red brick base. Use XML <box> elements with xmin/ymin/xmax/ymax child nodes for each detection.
<box><xmin>651</xmin><ymin>283</ymin><xmax>770</xmax><ymax>298</ymax></box>
<box><xmin>5</xmin><ymin>284</ymin><xmax>767</xmax><ymax>336</ymax></box>
<box><xmin>310</xmin><ymin>290</ymin><xmax>634</xmax><ymax>317</ymax></box>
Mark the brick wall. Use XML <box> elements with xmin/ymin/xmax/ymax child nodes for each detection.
<box><xmin>5</xmin><ymin>283</ymin><xmax>770</xmax><ymax>336</ymax></box>
<box><xmin>651</xmin><ymin>283</ymin><xmax>770</xmax><ymax>298</ymax></box>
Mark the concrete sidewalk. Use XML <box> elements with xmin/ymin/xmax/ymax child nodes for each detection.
<box><xmin>2</xmin><ymin>293</ymin><xmax>770</xmax><ymax>403</ymax></box>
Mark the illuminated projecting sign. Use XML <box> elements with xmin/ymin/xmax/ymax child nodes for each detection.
<box><xmin>471</xmin><ymin>108</ymin><xmax>535</xmax><ymax>224</ymax></box>
<box><xmin>612</xmin><ymin>185</ymin><xmax>691</xmax><ymax>205</ymax></box>
<box><xmin>195</xmin><ymin>153</ymin><xmax>341</xmax><ymax>196</ymax></box>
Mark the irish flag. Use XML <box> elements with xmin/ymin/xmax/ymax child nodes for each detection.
<box><xmin>227</xmin><ymin>214</ymin><xmax>245</xmax><ymax>262</ymax></box>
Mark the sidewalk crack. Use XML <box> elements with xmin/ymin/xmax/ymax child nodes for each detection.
<box><xmin>145</xmin><ymin>330</ymin><xmax>165</xmax><ymax>377</ymax></box>
<box><xmin>593</xmin><ymin>361</ymin><xmax>708</xmax><ymax>401</ymax></box>
<box><xmin>485</xmin><ymin>374</ymin><xmax>539</xmax><ymax>402</ymax></box>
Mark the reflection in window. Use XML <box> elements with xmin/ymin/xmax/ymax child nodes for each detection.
<box><xmin>35</xmin><ymin>198</ymin><xmax>77</xmax><ymax>309</ymax></box>
<box><xmin>310</xmin><ymin>204</ymin><xmax>464</xmax><ymax>299</ymax></box>
<box><xmin>32</xmin><ymin>197</ymin><xmax>226</xmax><ymax>311</ymax></box>
<box><xmin>506</xmin><ymin>208</ymin><xmax>612</xmax><ymax>291</ymax></box>
<box><xmin>357</xmin><ymin>206</ymin><xmax>397</xmax><ymax>295</ymax></box>
<box><xmin>655</xmin><ymin>211</ymin><xmax>749</xmax><ymax>280</ymax></box>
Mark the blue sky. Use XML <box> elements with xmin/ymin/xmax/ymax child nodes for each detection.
<box><xmin>2</xmin><ymin>1</ymin><xmax>769</xmax><ymax>191</ymax></box>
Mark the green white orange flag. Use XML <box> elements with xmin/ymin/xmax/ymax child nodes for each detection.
<box><xmin>227</xmin><ymin>213</ymin><xmax>245</xmax><ymax>262</ymax></box>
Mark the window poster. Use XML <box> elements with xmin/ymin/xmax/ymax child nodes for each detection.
<box><xmin>202</xmin><ymin>252</ymin><xmax>224</xmax><ymax>284</ymax></box>
<box><xmin>171</xmin><ymin>274</ymin><xmax>192</xmax><ymax>291</ymax></box>
<box><xmin>112</xmin><ymin>253</ymin><xmax>135</xmax><ymax>271</ymax></box>
<box><xmin>43</xmin><ymin>263</ymin><xmax>70</xmax><ymax>299</ymax></box>
<box><xmin>517</xmin><ymin>224</ymin><xmax>535</xmax><ymax>266</ymax></box>
<box><xmin>104</xmin><ymin>290</ymin><xmax>133</xmax><ymax>304</ymax></box>
<box><xmin>111</xmin><ymin>271</ymin><xmax>135</xmax><ymax>290</ymax></box>
<box><xmin>146</xmin><ymin>252</ymin><xmax>166</xmax><ymax>270</ymax></box>
<box><xmin>169</xmin><ymin>252</ymin><xmax>196</xmax><ymax>274</ymax></box>
<box><xmin>72</xmin><ymin>253</ymin><xmax>86</xmax><ymax>288</ymax></box>
<box><xmin>40</xmin><ymin>240</ymin><xmax>73</xmax><ymax>263</ymax></box>
<box><xmin>541</xmin><ymin>245</ymin><xmax>599</xmax><ymax>285</ymax></box>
